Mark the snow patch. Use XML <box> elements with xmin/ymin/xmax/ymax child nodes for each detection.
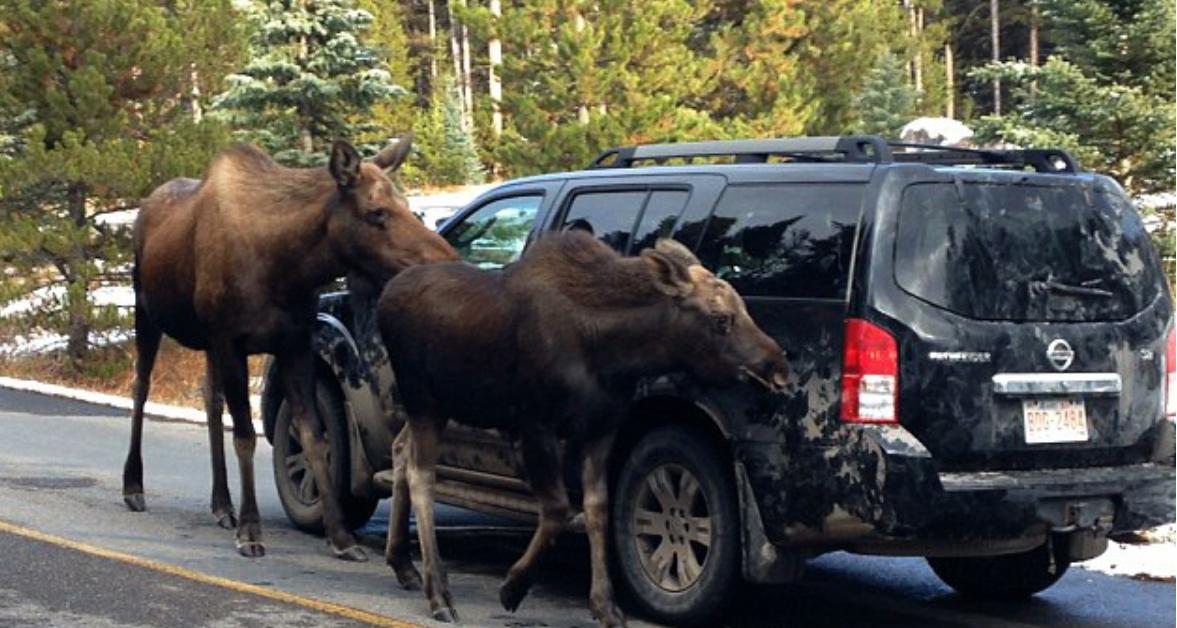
<box><xmin>899</xmin><ymin>117</ymin><xmax>975</xmax><ymax>147</ymax></box>
<box><xmin>0</xmin><ymin>376</ymin><xmax>263</xmax><ymax>432</ymax></box>
<box><xmin>1077</xmin><ymin>525</ymin><xmax>1176</xmax><ymax>582</ymax></box>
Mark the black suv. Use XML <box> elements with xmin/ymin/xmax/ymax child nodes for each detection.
<box><xmin>261</xmin><ymin>136</ymin><xmax>1175</xmax><ymax>623</ymax></box>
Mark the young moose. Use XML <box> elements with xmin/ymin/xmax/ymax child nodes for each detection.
<box><xmin>377</xmin><ymin>231</ymin><xmax>788</xmax><ymax>626</ymax></box>
<box><xmin>122</xmin><ymin>136</ymin><xmax>457</xmax><ymax>560</ymax></box>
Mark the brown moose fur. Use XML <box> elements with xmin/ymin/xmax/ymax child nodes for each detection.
<box><xmin>122</xmin><ymin>136</ymin><xmax>457</xmax><ymax>561</ymax></box>
<box><xmin>377</xmin><ymin>230</ymin><xmax>787</xmax><ymax>627</ymax></box>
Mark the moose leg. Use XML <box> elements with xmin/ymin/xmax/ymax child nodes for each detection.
<box><xmin>210</xmin><ymin>346</ymin><xmax>264</xmax><ymax>558</ymax></box>
<box><xmin>122</xmin><ymin>298</ymin><xmax>162</xmax><ymax>512</ymax></box>
<box><xmin>203</xmin><ymin>359</ymin><xmax>236</xmax><ymax>529</ymax></box>
<box><xmin>499</xmin><ymin>432</ymin><xmax>571</xmax><ymax>613</ymax></box>
<box><xmin>582</xmin><ymin>435</ymin><xmax>624</xmax><ymax>628</ymax></box>
<box><xmin>385</xmin><ymin>425</ymin><xmax>422</xmax><ymax>590</ymax></box>
<box><xmin>277</xmin><ymin>345</ymin><xmax>366</xmax><ymax>562</ymax></box>
<box><xmin>405</xmin><ymin>417</ymin><xmax>457</xmax><ymax>622</ymax></box>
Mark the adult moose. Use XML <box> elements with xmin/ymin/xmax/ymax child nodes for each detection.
<box><xmin>377</xmin><ymin>231</ymin><xmax>788</xmax><ymax>626</ymax></box>
<box><xmin>122</xmin><ymin>135</ymin><xmax>457</xmax><ymax>560</ymax></box>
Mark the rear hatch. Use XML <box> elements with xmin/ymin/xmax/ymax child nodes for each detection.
<box><xmin>883</xmin><ymin>174</ymin><xmax>1172</xmax><ymax>471</ymax></box>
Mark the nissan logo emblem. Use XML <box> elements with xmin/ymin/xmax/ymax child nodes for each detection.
<box><xmin>1046</xmin><ymin>339</ymin><xmax>1074</xmax><ymax>371</ymax></box>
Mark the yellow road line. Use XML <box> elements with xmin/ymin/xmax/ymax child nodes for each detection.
<box><xmin>0</xmin><ymin>518</ymin><xmax>424</xmax><ymax>628</ymax></box>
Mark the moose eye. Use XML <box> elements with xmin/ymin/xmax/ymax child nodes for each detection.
<box><xmin>365</xmin><ymin>208</ymin><xmax>389</xmax><ymax>227</ymax></box>
<box><xmin>712</xmin><ymin>313</ymin><xmax>734</xmax><ymax>335</ymax></box>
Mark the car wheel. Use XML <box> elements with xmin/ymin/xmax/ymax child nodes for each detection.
<box><xmin>272</xmin><ymin>379</ymin><xmax>379</xmax><ymax>533</ymax></box>
<box><xmin>926</xmin><ymin>541</ymin><xmax>1071</xmax><ymax>599</ymax></box>
<box><xmin>610</xmin><ymin>426</ymin><xmax>741</xmax><ymax>626</ymax></box>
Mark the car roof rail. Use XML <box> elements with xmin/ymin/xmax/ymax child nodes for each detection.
<box><xmin>586</xmin><ymin>135</ymin><xmax>893</xmax><ymax>169</ymax></box>
<box><xmin>888</xmin><ymin>142</ymin><xmax>1081</xmax><ymax>173</ymax></box>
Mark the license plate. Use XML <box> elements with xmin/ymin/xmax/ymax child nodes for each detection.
<box><xmin>1022</xmin><ymin>398</ymin><xmax>1088</xmax><ymax>444</ymax></box>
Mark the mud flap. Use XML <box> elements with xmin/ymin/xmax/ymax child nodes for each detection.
<box><xmin>735</xmin><ymin>461</ymin><xmax>805</xmax><ymax>584</ymax></box>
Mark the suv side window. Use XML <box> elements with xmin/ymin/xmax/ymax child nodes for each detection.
<box><xmin>445</xmin><ymin>195</ymin><xmax>542</xmax><ymax>269</ymax></box>
<box><xmin>630</xmin><ymin>190</ymin><xmax>690</xmax><ymax>253</ymax></box>
<box><xmin>560</xmin><ymin>190</ymin><xmax>648</xmax><ymax>252</ymax></box>
<box><xmin>696</xmin><ymin>184</ymin><xmax>863</xmax><ymax>299</ymax></box>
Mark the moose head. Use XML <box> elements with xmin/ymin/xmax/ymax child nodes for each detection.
<box><xmin>326</xmin><ymin>134</ymin><xmax>459</xmax><ymax>284</ymax></box>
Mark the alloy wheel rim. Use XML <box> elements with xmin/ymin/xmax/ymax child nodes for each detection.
<box><xmin>284</xmin><ymin>422</ymin><xmax>319</xmax><ymax>506</ymax></box>
<box><xmin>632</xmin><ymin>463</ymin><xmax>713</xmax><ymax>592</ymax></box>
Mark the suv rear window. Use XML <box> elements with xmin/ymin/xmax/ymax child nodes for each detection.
<box><xmin>895</xmin><ymin>182</ymin><xmax>1162</xmax><ymax>321</ymax></box>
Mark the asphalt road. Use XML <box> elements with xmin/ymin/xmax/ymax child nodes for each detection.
<box><xmin>0</xmin><ymin>387</ymin><xmax>1173</xmax><ymax>628</ymax></box>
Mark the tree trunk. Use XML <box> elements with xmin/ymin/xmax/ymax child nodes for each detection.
<box><xmin>428</xmin><ymin>0</ymin><xmax>438</xmax><ymax>81</ymax></box>
<box><xmin>65</xmin><ymin>182</ymin><xmax>89</xmax><ymax>370</ymax></box>
<box><xmin>944</xmin><ymin>43</ymin><xmax>955</xmax><ymax>119</ymax></box>
<box><xmin>990</xmin><ymin>0</ymin><xmax>1001</xmax><ymax>115</ymax></box>
<box><xmin>1029</xmin><ymin>0</ymin><xmax>1039</xmax><ymax>94</ymax></box>
<box><xmin>300</xmin><ymin>127</ymin><xmax>313</xmax><ymax>153</ymax></box>
<box><xmin>446</xmin><ymin>0</ymin><xmax>466</xmax><ymax>131</ymax></box>
<box><xmin>912</xmin><ymin>5</ymin><xmax>923</xmax><ymax>96</ymax></box>
<box><xmin>903</xmin><ymin>0</ymin><xmax>914</xmax><ymax>86</ymax></box>
<box><xmin>189</xmin><ymin>64</ymin><xmax>203</xmax><ymax>123</ymax></box>
<box><xmin>488</xmin><ymin>0</ymin><xmax>502</xmax><ymax>137</ymax></box>
<box><xmin>458</xmin><ymin>0</ymin><xmax>473</xmax><ymax>130</ymax></box>
<box><xmin>575</xmin><ymin>10</ymin><xmax>588</xmax><ymax>124</ymax></box>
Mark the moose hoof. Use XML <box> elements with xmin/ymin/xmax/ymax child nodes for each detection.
<box><xmin>431</xmin><ymin>605</ymin><xmax>459</xmax><ymax>623</ymax></box>
<box><xmin>123</xmin><ymin>493</ymin><xmax>146</xmax><ymax>512</ymax></box>
<box><xmin>499</xmin><ymin>575</ymin><xmax>532</xmax><ymax>613</ymax></box>
<box><xmin>593</xmin><ymin>605</ymin><xmax>626</xmax><ymax>628</ymax></box>
<box><xmin>213</xmin><ymin>510</ymin><xmax>238</xmax><ymax>530</ymax></box>
<box><xmin>392</xmin><ymin>563</ymin><xmax>423</xmax><ymax>591</ymax></box>
<box><xmin>236</xmin><ymin>539</ymin><xmax>266</xmax><ymax>558</ymax></box>
<box><xmin>331</xmin><ymin>544</ymin><xmax>369</xmax><ymax>562</ymax></box>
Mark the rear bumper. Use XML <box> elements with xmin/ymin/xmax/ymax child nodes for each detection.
<box><xmin>743</xmin><ymin>421</ymin><xmax>1175</xmax><ymax>550</ymax></box>
<box><xmin>862</xmin><ymin>422</ymin><xmax>1176</xmax><ymax>542</ymax></box>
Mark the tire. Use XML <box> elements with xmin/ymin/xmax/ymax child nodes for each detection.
<box><xmin>610</xmin><ymin>426</ymin><xmax>741</xmax><ymax>626</ymax></box>
<box><xmin>272</xmin><ymin>378</ymin><xmax>379</xmax><ymax>533</ymax></box>
<box><xmin>926</xmin><ymin>541</ymin><xmax>1071</xmax><ymax>600</ymax></box>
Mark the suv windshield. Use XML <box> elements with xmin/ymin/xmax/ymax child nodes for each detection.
<box><xmin>895</xmin><ymin>181</ymin><xmax>1162</xmax><ymax>322</ymax></box>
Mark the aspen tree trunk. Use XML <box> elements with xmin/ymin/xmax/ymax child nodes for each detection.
<box><xmin>458</xmin><ymin>0</ymin><xmax>473</xmax><ymax>129</ymax></box>
<box><xmin>428</xmin><ymin>0</ymin><xmax>438</xmax><ymax>81</ymax></box>
<box><xmin>903</xmin><ymin>0</ymin><xmax>914</xmax><ymax>84</ymax></box>
<box><xmin>489</xmin><ymin>0</ymin><xmax>502</xmax><ymax>136</ymax></box>
<box><xmin>990</xmin><ymin>0</ymin><xmax>1001</xmax><ymax>115</ymax></box>
<box><xmin>944</xmin><ymin>43</ymin><xmax>955</xmax><ymax>119</ymax></box>
<box><xmin>189</xmin><ymin>64</ymin><xmax>203</xmax><ymax>123</ymax></box>
<box><xmin>1029</xmin><ymin>0</ymin><xmax>1039</xmax><ymax>94</ymax></box>
<box><xmin>575</xmin><ymin>10</ymin><xmax>588</xmax><ymax>124</ymax></box>
<box><xmin>913</xmin><ymin>7</ymin><xmax>924</xmax><ymax>96</ymax></box>
<box><xmin>447</xmin><ymin>0</ymin><xmax>463</xmax><ymax>129</ymax></box>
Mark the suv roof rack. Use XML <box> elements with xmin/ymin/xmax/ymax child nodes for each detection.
<box><xmin>888</xmin><ymin>142</ymin><xmax>1080</xmax><ymax>173</ymax></box>
<box><xmin>587</xmin><ymin>135</ymin><xmax>1082</xmax><ymax>174</ymax></box>
<box><xmin>587</xmin><ymin>136</ymin><xmax>893</xmax><ymax>169</ymax></box>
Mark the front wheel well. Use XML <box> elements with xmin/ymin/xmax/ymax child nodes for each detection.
<box><xmin>260</xmin><ymin>356</ymin><xmax>344</xmax><ymax>444</ymax></box>
<box><xmin>609</xmin><ymin>396</ymin><xmax>734</xmax><ymax>487</ymax></box>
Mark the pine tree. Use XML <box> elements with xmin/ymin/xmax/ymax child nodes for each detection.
<box><xmin>970</xmin><ymin>0</ymin><xmax>1175</xmax><ymax>195</ymax></box>
<box><xmin>355</xmin><ymin>0</ymin><xmax>416</xmax><ymax>137</ymax></box>
<box><xmin>493</xmin><ymin>0</ymin><xmax>714</xmax><ymax>176</ymax></box>
<box><xmin>403</xmin><ymin>75</ymin><xmax>484</xmax><ymax>186</ymax></box>
<box><xmin>0</xmin><ymin>0</ymin><xmax>246</xmax><ymax>368</ymax></box>
<box><xmin>213</xmin><ymin>0</ymin><xmax>405</xmax><ymax>166</ymax></box>
<box><xmin>856</xmin><ymin>54</ymin><xmax>919</xmax><ymax>138</ymax></box>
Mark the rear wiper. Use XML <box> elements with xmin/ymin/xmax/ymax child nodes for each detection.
<box><xmin>1028</xmin><ymin>279</ymin><xmax>1114</xmax><ymax>298</ymax></box>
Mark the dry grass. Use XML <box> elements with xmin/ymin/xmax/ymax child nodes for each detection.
<box><xmin>0</xmin><ymin>338</ymin><xmax>268</xmax><ymax>410</ymax></box>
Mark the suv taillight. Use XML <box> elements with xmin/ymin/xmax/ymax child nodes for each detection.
<box><xmin>1165</xmin><ymin>326</ymin><xmax>1175</xmax><ymax>421</ymax></box>
<box><xmin>841</xmin><ymin>319</ymin><xmax>898</xmax><ymax>424</ymax></box>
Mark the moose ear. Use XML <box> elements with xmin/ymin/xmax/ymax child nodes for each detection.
<box><xmin>329</xmin><ymin>141</ymin><xmax>362</xmax><ymax>189</ymax></box>
<box><xmin>653</xmin><ymin>238</ymin><xmax>702</xmax><ymax>269</ymax></box>
<box><xmin>372</xmin><ymin>132</ymin><xmax>414</xmax><ymax>172</ymax></box>
<box><xmin>641</xmin><ymin>248</ymin><xmax>694</xmax><ymax>298</ymax></box>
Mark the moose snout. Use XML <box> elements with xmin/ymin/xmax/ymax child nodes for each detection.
<box><xmin>739</xmin><ymin>349</ymin><xmax>788</xmax><ymax>393</ymax></box>
<box><xmin>761</xmin><ymin>353</ymin><xmax>789</xmax><ymax>393</ymax></box>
